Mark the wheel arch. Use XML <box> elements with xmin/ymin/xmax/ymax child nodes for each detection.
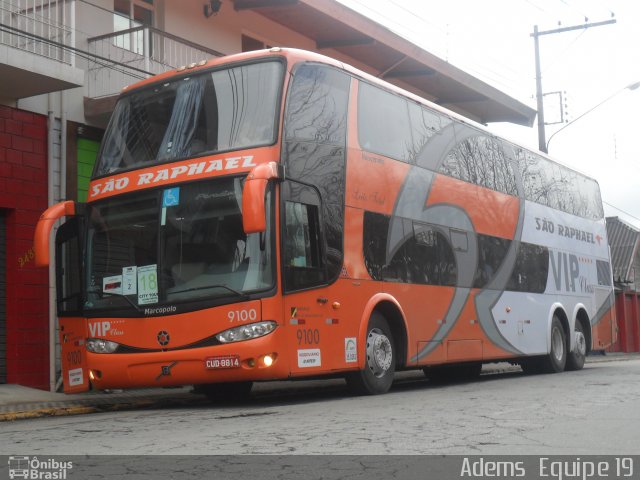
<box><xmin>358</xmin><ymin>294</ymin><xmax>409</xmax><ymax>370</ymax></box>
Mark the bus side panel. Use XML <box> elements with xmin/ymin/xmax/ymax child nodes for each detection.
<box><xmin>344</xmin><ymin>147</ymin><xmax>411</xmax><ymax>216</ymax></box>
<box><xmin>284</xmin><ymin>279</ymin><xmax>381</xmax><ymax>376</ymax></box>
<box><xmin>59</xmin><ymin>317</ymin><xmax>90</xmax><ymax>393</ymax></box>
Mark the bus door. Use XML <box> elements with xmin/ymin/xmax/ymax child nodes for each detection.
<box><xmin>281</xmin><ymin>181</ymin><xmax>331</xmax><ymax>374</ymax></box>
<box><xmin>55</xmin><ymin>216</ymin><xmax>90</xmax><ymax>393</ymax></box>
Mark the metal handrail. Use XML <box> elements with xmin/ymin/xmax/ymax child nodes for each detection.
<box><xmin>87</xmin><ymin>25</ymin><xmax>224</xmax><ymax>58</ymax></box>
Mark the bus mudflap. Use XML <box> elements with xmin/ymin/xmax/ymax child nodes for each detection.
<box><xmin>59</xmin><ymin>317</ymin><xmax>90</xmax><ymax>393</ymax></box>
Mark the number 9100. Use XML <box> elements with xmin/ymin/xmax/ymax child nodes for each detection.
<box><xmin>228</xmin><ymin>309</ymin><xmax>258</xmax><ymax>322</ymax></box>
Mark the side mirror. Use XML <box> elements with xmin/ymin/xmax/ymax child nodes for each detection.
<box><xmin>34</xmin><ymin>201</ymin><xmax>78</xmax><ymax>267</ymax></box>
<box><xmin>242</xmin><ymin>162</ymin><xmax>282</xmax><ymax>234</ymax></box>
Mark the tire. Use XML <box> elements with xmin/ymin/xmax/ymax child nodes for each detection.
<box><xmin>346</xmin><ymin>312</ymin><xmax>395</xmax><ymax>395</ymax></box>
<box><xmin>423</xmin><ymin>362</ymin><xmax>482</xmax><ymax>383</ymax></box>
<box><xmin>566</xmin><ymin>320</ymin><xmax>587</xmax><ymax>371</ymax></box>
<box><xmin>199</xmin><ymin>381</ymin><xmax>253</xmax><ymax>402</ymax></box>
<box><xmin>539</xmin><ymin>315</ymin><xmax>567</xmax><ymax>373</ymax></box>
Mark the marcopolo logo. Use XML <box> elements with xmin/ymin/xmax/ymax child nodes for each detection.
<box><xmin>8</xmin><ymin>456</ymin><xmax>73</xmax><ymax>479</ymax></box>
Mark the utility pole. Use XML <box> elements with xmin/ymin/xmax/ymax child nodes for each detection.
<box><xmin>531</xmin><ymin>19</ymin><xmax>616</xmax><ymax>154</ymax></box>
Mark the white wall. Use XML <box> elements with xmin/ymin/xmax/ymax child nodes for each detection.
<box><xmin>17</xmin><ymin>0</ymin><xmax>387</xmax><ymax>128</ymax></box>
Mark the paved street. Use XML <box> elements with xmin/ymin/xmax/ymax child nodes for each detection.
<box><xmin>2</xmin><ymin>359</ymin><xmax>640</xmax><ymax>455</ymax></box>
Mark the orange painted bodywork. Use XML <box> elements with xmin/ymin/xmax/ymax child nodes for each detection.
<box><xmin>59</xmin><ymin>317</ymin><xmax>89</xmax><ymax>393</ymax></box>
<box><xmin>88</xmin><ymin>146</ymin><xmax>280</xmax><ymax>202</ymax></box>
<box><xmin>592</xmin><ymin>303</ymin><xmax>618</xmax><ymax>351</ymax></box>
<box><xmin>34</xmin><ymin>200</ymin><xmax>76</xmax><ymax>267</ymax></box>
<box><xmin>242</xmin><ymin>162</ymin><xmax>282</xmax><ymax>234</ymax></box>
<box><xmin>427</xmin><ymin>175</ymin><xmax>520</xmax><ymax>240</ymax></box>
<box><xmin>85</xmin><ymin>299</ymin><xmax>292</xmax><ymax>390</ymax></box>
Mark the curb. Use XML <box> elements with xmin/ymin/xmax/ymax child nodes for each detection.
<box><xmin>0</xmin><ymin>396</ymin><xmax>206</xmax><ymax>422</ymax></box>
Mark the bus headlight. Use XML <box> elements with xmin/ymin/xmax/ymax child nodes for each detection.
<box><xmin>216</xmin><ymin>321</ymin><xmax>277</xmax><ymax>344</ymax></box>
<box><xmin>86</xmin><ymin>338</ymin><xmax>120</xmax><ymax>354</ymax></box>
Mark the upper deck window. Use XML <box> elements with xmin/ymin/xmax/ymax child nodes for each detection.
<box><xmin>515</xmin><ymin>149</ymin><xmax>604</xmax><ymax>220</ymax></box>
<box><xmin>95</xmin><ymin>60</ymin><xmax>283</xmax><ymax>177</ymax></box>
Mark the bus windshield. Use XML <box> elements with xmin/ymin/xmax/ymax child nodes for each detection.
<box><xmin>84</xmin><ymin>176</ymin><xmax>274</xmax><ymax>312</ymax></box>
<box><xmin>95</xmin><ymin>60</ymin><xmax>283</xmax><ymax>177</ymax></box>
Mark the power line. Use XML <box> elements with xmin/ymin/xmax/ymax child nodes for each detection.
<box><xmin>604</xmin><ymin>201</ymin><xmax>640</xmax><ymax>224</ymax></box>
<box><xmin>539</xmin><ymin>28</ymin><xmax>587</xmax><ymax>76</ymax></box>
<box><xmin>387</xmin><ymin>0</ymin><xmax>448</xmax><ymax>36</ymax></box>
<box><xmin>343</xmin><ymin>0</ymin><xmax>527</xmax><ymax>91</ymax></box>
<box><xmin>559</xmin><ymin>0</ymin><xmax>590</xmax><ymax>22</ymax></box>
<box><xmin>523</xmin><ymin>0</ymin><xmax>547</xmax><ymax>13</ymax></box>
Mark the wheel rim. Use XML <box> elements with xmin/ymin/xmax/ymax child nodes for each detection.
<box><xmin>551</xmin><ymin>326</ymin><xmax>564</xmax><ymax>362</ymax></box>
<box><xmin>575</xmin><ymin>330</ymin><xmax>586</xmax><ymax>357</ymax></box>
<box><xmin>366</xmin><ymin>328</ymin><xmax>393</xmax><ymax>378</ymax></box>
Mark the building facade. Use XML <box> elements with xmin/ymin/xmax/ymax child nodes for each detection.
<box><xmin>0</xmin><ymin>0</ymin><xmax>535</xmax><ymax>390</ymax></box>
<box><xmin>606</xmin><ymin>216</ymin><xmax>640</xmax><ymax>353</ymax></box>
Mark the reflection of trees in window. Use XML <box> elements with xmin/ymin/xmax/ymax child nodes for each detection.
<box><xmin>473</xmin><ymin>235</ymin><xmax>511</xmax><ymax>288</ymax></box>
<box><xmin>285</xmin><ymin>65</ymin><xmax>348</xmax><ymax>145</ymax></box>
<box><xmin>406</xmin><ymin>222</ymin><xmax>457</xmax><ymax>287</ymax></box>
<box><xmin>516</xmin><ymin>149</ymin><xmax>603</xmax><ymax>219</ymax></box>
<box><xmin>407</xmin><ymin>103</ymin><xmax>450</xmax><ymax>164</ymax></box>
<box><xmin>97</xmin><ymin>61</ymin><xmax>282</xmax><ymax>175</ymax></box>
<box><xmin>440</xmin><ymin>135</ymin><xmax>517</xmax><ymax>195</ymax></box>
<box><xmin>284</xmin><ymin>65</ymin><xmax>349</xmax><ymax>284</ymax></box>
<box><xmin>362</xmin><ymin>212</ymin><xmax>457</xmax><ymax>286</ymax></box>
<box><xmin>283</xmin><ymin>182</ymin><xmax>326</xmax><ymax>292</ymax></box>
<box><xmin>362</xmin><ymin>211</ymin><xmax>391</xmax><ymax>280</ymax></box>
<box><xmin>506</xmin><ymin>242</ymin><xmax>549</xmax><ymax>293</ymax></box>
<box><xmin>363</xmin><ymin>211</ymin><xmax>554</xmax><ymax>294</ymax></box>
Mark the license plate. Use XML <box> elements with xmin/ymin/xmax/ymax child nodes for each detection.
<box><xmin>205</xmin><ymin>355</ymin><xmax>240</xmax><ymax>370</ymax></box>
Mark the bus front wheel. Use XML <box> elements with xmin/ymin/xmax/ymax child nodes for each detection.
<box><xmin>346</xmin><ymin>312</ymin><xmax>395</xmax><ymax>395</ymax></box>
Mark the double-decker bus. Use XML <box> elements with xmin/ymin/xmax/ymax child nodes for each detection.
<box><xmin>34</xmin><ymin>48</ymin><xmax>616</xmax><ymax>397</ymax></box>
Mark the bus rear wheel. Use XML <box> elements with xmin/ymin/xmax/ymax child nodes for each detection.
<box><xmin>346</xmin><ymin>312</ymin><xmax>395</xmax><ymax>395</ymax></box>
<box><xmin>540</xmin><ymin>315</ymin><xmax>567</xmax><ymax>373</ymax></box>
<box><xmin>566</xmin><ymin>321</ymin><xmax>587</xmax><ymax>371</ymax></box>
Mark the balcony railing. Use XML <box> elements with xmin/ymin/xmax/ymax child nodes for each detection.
<box><xmin>0</xmin><ymin>0</ymin><xmax>73</xmax><ymax>64</ymax></box>
<box><xmin>86</xmin><ymin>25</ymin><xmax>224</xmax><ymax>98</ymax></box>
<box><xmin>1</xmin><ymin>0</ymin><xmax>226</xmax><ymax>102</ymax></box>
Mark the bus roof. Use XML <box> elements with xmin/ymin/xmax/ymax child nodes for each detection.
<box><xmin>120</xmin><ymin>47</ymin><xmax>598</xmax><ymax>184</ymax></box>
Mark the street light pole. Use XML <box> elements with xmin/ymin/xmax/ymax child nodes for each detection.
<box><xmin>546</xmin><ymin>80</ymin><xmax>640</xmax><ymax>151</ymax></box>
<box><xmin>533</xmin><ymin>25</ymin><xmax>546</xmax><ymax>153</ymax></box>
<box><xmin>531</xmin><ymin>19</ymin><xmax>616</xmax><ymax>154</ymax></box>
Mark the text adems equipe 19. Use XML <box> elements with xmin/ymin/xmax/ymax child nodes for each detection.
<box><xmin>460</xmin><ymin>457</ymin><xmax>634</xmax><ymax>480</ymax></box>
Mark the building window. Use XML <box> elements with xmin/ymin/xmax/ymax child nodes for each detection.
<box><xmin>113</xmin><ymin>0</ymin><xmax>154</xmax><ymax>54</ymax></box>
<box><xmin>242</xmin><ymin>34</ymin><xmax>271</xmax><ymax>52</ymax></box>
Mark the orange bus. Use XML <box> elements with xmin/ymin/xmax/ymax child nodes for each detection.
<box><xmin>35</xmin><ymin>48</ymin><xmax>616</xmax><ymax>397</ymax></box>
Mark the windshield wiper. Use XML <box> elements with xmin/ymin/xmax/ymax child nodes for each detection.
<box><xmin>100</xmin><ymin>291</ymin><xmax>144</xmax><ymax>313</ymax></box>
<box><xmin>168</xmin><ymin>284</ymin><xmax>248</xmax><ymax>299</ymax></box>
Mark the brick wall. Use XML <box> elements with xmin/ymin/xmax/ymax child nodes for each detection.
<box><xmin>0</xmin><ymin>105</ymin><xmax>50</xmax><ymax>390</ymax></box>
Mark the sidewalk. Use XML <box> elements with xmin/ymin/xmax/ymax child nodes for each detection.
<box><xmin>0</xmin><ymin>384</ymin><xmax>203</xmax><ymax>421</ymax></box>
<box><xmin>1</xmin><ymin>353</ymin><xmax>638</xmax><ymax>422</ymax></box>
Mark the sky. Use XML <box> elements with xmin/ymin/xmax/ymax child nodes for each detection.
<box><xmin>338</xmin><ymin>0</ymin><xmax>640</xmax><ymax>228</ymax></box>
